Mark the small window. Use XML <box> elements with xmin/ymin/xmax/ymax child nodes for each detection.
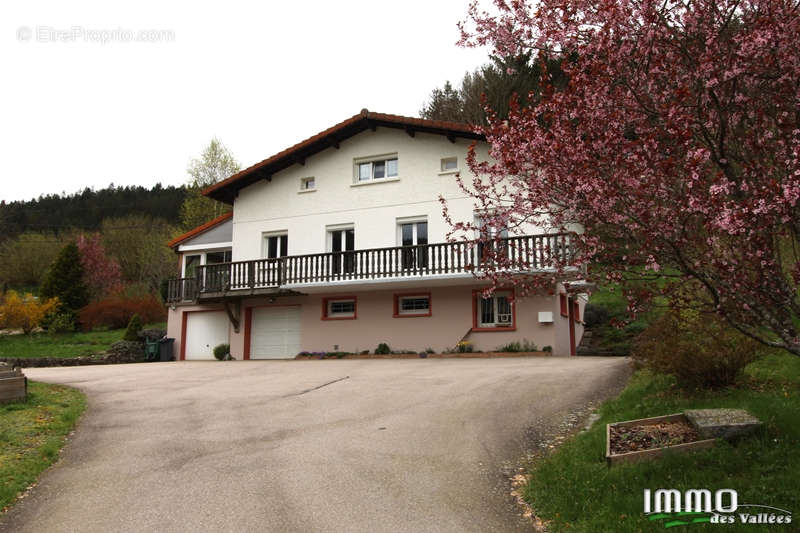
<box><xmin>394</xmin><ymin>293</ymin><xmax>431</xmax><ymax>317</ymax></box>
<box><xmin>300</xmin><ymin>177</ymin><xmax>315</xmax><ymax>190</ymax></box>
<box><xmin>355</xmin><ymin>156</ymin><xmax>398</xmax><ymax>182</ymax></box>
<box><xmin>323</xmin><ymin>297</ymin><xmax>357</xmax><ymax>320</ymax></box>
<box><xmin>560</xmin><ymin>294</ymin><xmax>568</xmax><ymax>317</ymax></box>
<box><xmin>573</xmin><ymin>301</ymin><xmax>580</xmax><ymax>322</ymax></box>
<box><xmin>474</xmin><ymin>289</ymin><xmax>515</xmax><ymax>330</ymax></box>
<box><xmin>441</xmin><ymin>157</ymin><xmax>457</xmax><ymax>171</ymax></box>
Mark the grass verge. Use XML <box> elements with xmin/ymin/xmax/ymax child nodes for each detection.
<box><xmin>0</xmin><ymin>322</ymin><xmax>166</xmax><ymax>359</ymax></box>
<box><xmin>0</xmin><ymin>381</ymin><xmax>87</xmax><ymax>512</ymax></box>
<box><xmin>524</xmin><ymin>352</ymin><xmax>800</xmax><ymax>532</ymax></box>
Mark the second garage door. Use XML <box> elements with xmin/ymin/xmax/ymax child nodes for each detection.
<box><xmin>250</xmin><ymin>306</ymin><xmax>301</xmax><ymax>359</ymax></box>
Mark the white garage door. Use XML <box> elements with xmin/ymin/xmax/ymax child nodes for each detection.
<box><xmin>250</xmin><ymin>306</ymin><xmax>301</xmax><ymax>359</ymax></box>
<box><xmin>185</xmin><ymin>311</ymin><xmax>229</xmax><ymax>360</ymax></box>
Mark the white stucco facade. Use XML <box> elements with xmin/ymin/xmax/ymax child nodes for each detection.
<box><xmin>166</xmin><ymin>113</ymin><xmax>584</xmax><ymax>360</ymax></box>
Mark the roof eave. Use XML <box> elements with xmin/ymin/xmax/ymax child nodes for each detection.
<box><xmin>202</xmin><ymin>111</ymin><xmax>485</xmax><ymax>204</ymax></box>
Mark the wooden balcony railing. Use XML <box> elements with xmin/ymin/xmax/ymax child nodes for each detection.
<box><xmin>166</xmin><ymin>233</ymin><xmax>576</xmax><ymax>302</ymax></box>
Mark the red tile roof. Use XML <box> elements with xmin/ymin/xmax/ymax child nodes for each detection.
<box><xmin>167</xmin><ymin>211</ymin><xmax>233</xmax><ymax>249</ymax></box>
<box><xmin>202</xmin><ymin>109</ymin><xmax>484</xmax><ymax>203</ymax></box>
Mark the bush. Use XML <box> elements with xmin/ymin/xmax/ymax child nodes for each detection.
<box><xmin>47</xmin><ymin>312</ymin><xmax>76</xmax><ymax>334</ymax></box>
<box><xmin>123</xmin><ymin>314</ymin><xmax>143</xmax><ymax>342</ymax></box>
<box><xmin>78</xmin><ymin>293</ymin><xmax>166</xmax><ymax>330</ymax></box>
<box><xmin>582</xmin><ymin>303</ymin><xmax>610</xmax><ymax>328</ymax></box>
<box><xmin>542</xmin><ymin>345</ymin><xmax>552</xmax><ymax>352</ymax></box>
<box><xmin>375</xmin><ymin>343</ymin><xmax>391</xmax><ymax>355</ymax></box>
<box><xmin>496</xmin><ymin>339</ymin><xmax>538</xmax><ymax>352</ymax></box>
<box><xmin>213</xmin><ymin>343</ymin><xmax>230</xmax><ymax>361</ymax></box>
<box><xmin>0</xmin><ymin>291</ymin><xmax>59</xmax><ymax>334</ymax></box>
<box><xmin>632</xmin><ymin>310</ymin><xmax>762</xmax><ymax>388</ymax></box>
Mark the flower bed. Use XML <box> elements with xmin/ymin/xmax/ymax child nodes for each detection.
<box><xmin>606</xmin><ymin>414</ymin><xmax>716</xmax><ymax>466</ymax></box>
<box><xmin>295</xmin><ymin>351</ymin><xmax>550</xmax><ymax>360</ymax></box>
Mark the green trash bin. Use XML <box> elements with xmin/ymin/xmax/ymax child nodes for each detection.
<box><xmin>144</xmin><ymin>340</ymin><xmax>159</xmax><ymax>362</ymax></box>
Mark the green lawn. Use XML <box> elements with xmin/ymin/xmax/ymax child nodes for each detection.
<box><xmin>524</xmin><ymin>352</ymin><xmax>800</xmax><ymax>532</ymax></box>
<box><xmin>0</xmin><ymin>323</ymin><xmax>166</xmax><ymax>359</ymax></box>
<box><xmin>0</xmin><ymin>381</ymin><xmax>86</xmax><ymax>512</ymax></box>
<box><xmin>586</xmin><ymin>284</ymin><xmax>662</xmax><ymax>354</ymax></box>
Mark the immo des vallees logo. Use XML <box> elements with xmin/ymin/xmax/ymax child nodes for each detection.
<box><xmin>644</xmin><ymin>488</ymin><xmax>792</xmax><ymax>528</ymax></box>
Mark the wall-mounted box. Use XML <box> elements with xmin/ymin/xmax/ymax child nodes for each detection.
<box><xmin>538</xmin><ymin>311</ymin><xmax>554</xmax><ymax>323</ymax></box>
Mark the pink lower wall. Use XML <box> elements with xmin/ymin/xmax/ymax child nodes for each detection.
<box><xmin>166</xmin><ymin>283</ymin><xmax>583</xmax><ymax>359</ymax></box>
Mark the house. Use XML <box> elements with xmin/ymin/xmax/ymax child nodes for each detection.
<box><xmin>165</xmin><ymin>110</ymin><xmax>586</xmax><ymax>360</ymax></box>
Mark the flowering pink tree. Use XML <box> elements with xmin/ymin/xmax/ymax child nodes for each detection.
<box><xmin>76</xmin><ymin>233</ymin><xmax>123</xmax><ymax>299</ymax></box>
<box><xmin>452</xmin><ymin>0</ymin><xmax>800</xmax><ymax>354</ymax></box>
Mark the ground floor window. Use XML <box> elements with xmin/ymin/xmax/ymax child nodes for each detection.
<box><xmin>393</xmin><ymin>292</ymin><xmax>431</xmax><ymax>317</ymax></box>
<box><xmin>322</xmin><ymin>296</ymin><xmax>357</xmax><ymax>320</ymax></box>
<box><xmin>473</xmin><ymin>289</ymin><xmax>515</xmax><ymax>330</ymax></box>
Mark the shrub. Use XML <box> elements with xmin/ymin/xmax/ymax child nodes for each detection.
<box><xmin>47</xmin><ymin>312</ymin><xmax>76</xmax><ymax>334</ymax></box>
<box><xmin>632</xmin><ymin>309</ymin><xmax>762</xmax><ymax>388</ymax></box>
<box><xmin>542</xmin><ymin>345</ymin><xmax>552</xmax><ymax>352</ymax></box>
<box><xmin>496</xmin><ymin>339</ymin><xmax>538</xmax><ymax>352</ymax></box>
<box><xmin>123</xmin><ymin>314</ymin><xmax>143</xmax><ymax>342</ymax></box>
<box><xmin>213</xmin><ymin>343</ymin><xmax>230</xmax><ymax>361</ymax></box>
<box><xmin>582</xmin><ymin>303</ymin><xmax>610</xmax><ymax>328</ymax></box>
<box><xmin>0</xmin><ymin>291</ymin><xmax>59</xmax><ymax>334</ymax></box>
<box><xmin>78</xmin><ymin>293</ymin><xmax>166</xmax><ymax>330</ymax></box>
<box><xmin>375</xmin><ymin>343</ymin><xmax>391</xmax><ymax>355</ymax></box>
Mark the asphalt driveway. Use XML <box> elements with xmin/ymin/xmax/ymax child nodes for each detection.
<box><xmin>1</xmin><ymin>357</ymin><xmax>630</xmax><ymax>532</ymax></box>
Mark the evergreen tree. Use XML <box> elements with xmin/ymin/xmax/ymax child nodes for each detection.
<box><xmin>40</xmin><ymin>242</ymin><xmax>90</xmax><ymax>313</ymax></box>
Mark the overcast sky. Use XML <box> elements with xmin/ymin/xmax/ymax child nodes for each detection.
<box><xmin>1</xmin><ymin>0</ymin><xmax>489</xmax><ymax>202</ymax></box>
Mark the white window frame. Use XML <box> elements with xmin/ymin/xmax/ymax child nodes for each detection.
<box><xmin>182</xmin><ymin>249</ymin><xmax>232</xmax><ymax>277</ymax></box>
<box><xmin>325</xmin><ymin>224</ymin><xmax>355</xmax><ymax>252</ymax></box>
<box><xmin>353</xmin><ymin>154</ymin><xmax>399</xmax><ymax>183</ymax></box>
<box><xmin>262</xmin><ymin>231</ymin><xmax>289</xmax><ymax>259</ymax></box>
<box><xmin>395</xmin><ymin>216</ymin><xmax>428</xmax><ymax>246</ymax></box>
<box><xmin>397</xmin><ymin>294</ymin><xmax>430</xmax><ymax>315</ymax></box>
<box><xmin>477</xmin><ymin>290</ymin><xmax>514</xmax><ymax>328</ymax></box>
<box><xmin>441</xmin><ymin>157</ymin><xmax>457</xmax><ymax>171</ymax></box>
<box><xmin>299</xmin><ymin>176</ymin><xmax>316</xmax><ymax>192</ymax></box>
<box><xmin>326</xmin><ymin>298</ymin><xmax>356</xmax><ymax>318</ymax></box>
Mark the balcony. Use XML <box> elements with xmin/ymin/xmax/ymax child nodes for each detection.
<box><xmin>166</xmin><ymin>233</ymin><xmax>577</xmax><ymax>303</ymax></box>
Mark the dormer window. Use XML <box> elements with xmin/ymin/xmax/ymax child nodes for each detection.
<box><xmin>355</xmin><ymin>155</ymin><xmax>398</xmax><ymax>183</ymax></box>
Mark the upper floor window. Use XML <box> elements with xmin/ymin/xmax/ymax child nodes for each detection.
<box><xmin>441</xmin><ymin>157</ymin><xmax>457</xmax><ymax>171</ymax></box>
<box><xmin>263</xmin><ymin>233</ymin><xmax>288</xmax><ymax>259</ymax></box>
<box><xmin>300</xmin><ymin>177</ymin><xmax>316</xmax><ymax>191</ymax></box>
<box><xmin>355</xmin><ymin>155</ymin><xmax>398</xmax><ymax>183</ymax></box>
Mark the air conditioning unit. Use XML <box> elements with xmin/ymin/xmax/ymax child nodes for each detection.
<box><xmin>497</xmin><ymin>313</ymin><xmax>512</xmax><ymax>324</ymax></box>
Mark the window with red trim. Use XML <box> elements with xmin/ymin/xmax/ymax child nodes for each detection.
<box><xmin>393</xmin><ymin>292</ymin><xmax>431</xmax><ymax>318</ymax></box>
<box><xmin>473</xmin><ymin>289</ymin><xmax>515</xmax><ymax>330</ymax></box>
<box><xmin>573</xmin><ymin>301</ymin><xmax>580</xmax><ymax>322</ymax></box>
<box><xmin>560</xmin><ymin>294</ymin><xmax>568</xmax><ymax>317</ymax></box>
<box><xmin>322</xmin><ymin>296</ymin><xmax>357</xmax><ymax>320</ymax></box>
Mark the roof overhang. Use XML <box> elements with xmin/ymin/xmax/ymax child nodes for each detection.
<box><xmin>167</xmin><ymin>212</ymin><xmax>233</xmax><ymax>250</ymax></box>
<box><xmin>202</xmin><ymin>109</ymin><xmax>485</xmax><ymax>204</ymax></box>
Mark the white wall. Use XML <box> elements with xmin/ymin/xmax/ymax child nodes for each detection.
<box><xmin>231</xmin><ymin>128</ymin><xmax>544</xmax><ymax>261</ymax></box>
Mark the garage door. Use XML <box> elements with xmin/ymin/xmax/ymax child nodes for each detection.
<box><xmin>250</xmin><ymin>306</ymin><xmax>301</xmax><ymax>359</ymax></box>
<box><xmin>185</xmin><ymin>311</ymin><xmax>229</xmax><ymax>360</ymax></box>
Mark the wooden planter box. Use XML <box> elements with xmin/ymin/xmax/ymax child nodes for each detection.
<box><xmin>606</xmin><ymin>413</ymin><xmax>716</xmax><ymax>466</ymax></box>
<box><xmin>0</xmin><ymin>367</ymin><xmax>27</xmax><ymax>403</ymax></box>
